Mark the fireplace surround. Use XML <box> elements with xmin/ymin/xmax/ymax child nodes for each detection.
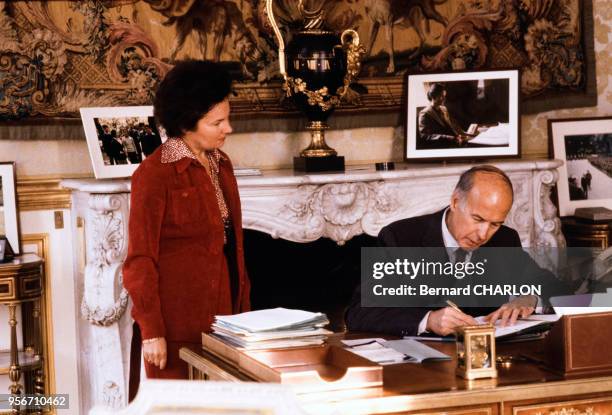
<box><xmin>62</xmin><ymin>159</ymin><xmax>564</xmax><ymax>413</ymax></box>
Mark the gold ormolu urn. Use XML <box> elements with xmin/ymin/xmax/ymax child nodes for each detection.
<box><xmin>266</xmin><ymin>0</ymin><xmax>365</xmax><ymax>172</ymax></box>
<box><xmin>456</xmin><ymin>324</ymin><xmax>497</xmax><ymax>380</ymax></box>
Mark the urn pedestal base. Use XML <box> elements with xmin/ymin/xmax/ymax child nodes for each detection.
<box><xmin>294</xmin><ymin>156</ymin><xmax>345</xmax><ymax>172</ymax></box>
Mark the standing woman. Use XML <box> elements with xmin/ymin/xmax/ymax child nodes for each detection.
<box><xmin>123</xmin><ymin>60</ymin><xmax>251</xmax><ymax>379</ymax></box>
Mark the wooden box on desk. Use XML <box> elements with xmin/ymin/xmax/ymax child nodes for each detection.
<box><xmin>545</xmin><ymin>312</ymin><xmax>612</xmax><ymax>376</ymax></box>
<box><xmin>240</xmin><ymin>346</ymin><xmax>382</xmax><ymax>393</ymax></box>
<box><xmin>202</xmin><ymin>333</ymin><xmax>382</xmax><ymax>393</ymax></box>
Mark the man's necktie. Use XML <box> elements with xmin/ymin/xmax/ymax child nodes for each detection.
<box><xmin>453</xmin><ymin>248</ymin><xmax>473</xmax><ymax>304</ymax></box>
<box><xmin>454</xmin><ymin>248</ymin><xmax>468</xmax><ymax>263</ymax></box>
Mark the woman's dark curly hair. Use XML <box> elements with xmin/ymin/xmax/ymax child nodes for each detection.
<box><xmin>154</xmin><ymin>60</ymin><xmax>233</xmax><ymax>138</ymax></box>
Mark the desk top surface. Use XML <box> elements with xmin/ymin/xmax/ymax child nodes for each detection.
<box><xmin>183</xmin><ymin>334</ymin><xmax>612</xmax><ymax>414</ymax></box>
<box><xmin>374</xmin><ymin>339</ymin><xmax>568</xmax><ymax>395</ymax></box>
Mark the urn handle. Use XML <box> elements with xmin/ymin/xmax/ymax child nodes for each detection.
<box><xmin>337</xmin><ymin>29</ymin><xmax>365</xmax><ymax>97</ymax></box>
<box><xmin>341</xmin><ymin>29</ymin><xmax>360</xmax><ymax>47</ymax></box>
<box><xmin>266</xmin><ymin>0</ymin><xmax>287</xmax><ymax>79</ymax></box>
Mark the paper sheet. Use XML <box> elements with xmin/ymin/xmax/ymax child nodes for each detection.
<box><xmin>384</xmin><ymin>339</ymin><xmax>451</xmax><ymax>363</ymax></box>
<box><xmin>468</xmin><ymin>123</ymin><xmax>510</xmax><ymax>146</ymax></box>
<box><xmin>551</xmin><ymin>292</ymin><xmax>612</xmax><ymax>316</ymax></box>
<box><xmin>233</xmin><ymin>168</ymin><xmax>262</xmax><ymax>176</ymax></box>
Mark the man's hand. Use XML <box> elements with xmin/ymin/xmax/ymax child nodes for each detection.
<box><xmin>426</xmin><ymin>307</ymin><xmax>478</xmax><ymax>336</ymax></box>
<box><xmin>486</xmin><ymin>296</ymin><xmax>537</xmax><ymax>327</ymax></box>
<box><xmin>143</xmin><ymin>337</ymin><xmax>167</xmax><ymax>370</ymax></box>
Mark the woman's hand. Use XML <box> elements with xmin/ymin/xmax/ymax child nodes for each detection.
<box><xmin>143</xmin><ymin>337</ymin><xmax>167</xmax><ymax>369</ymax></box>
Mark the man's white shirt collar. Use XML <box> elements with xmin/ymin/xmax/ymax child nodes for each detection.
<box><xmin>441</xmin><ymin>208</ymin><xmax>472</xmax><ymax>263</ymax></box>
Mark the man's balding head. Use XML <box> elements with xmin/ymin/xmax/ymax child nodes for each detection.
<box><xmin>447</xmin><ymin>165</ymin><xmax>514</xmax><ymax>250</ymax></box>
<box><xmin>455</xmin><ymin>165</ymin><xmax>513</xmax><ymax>203</ymax></box>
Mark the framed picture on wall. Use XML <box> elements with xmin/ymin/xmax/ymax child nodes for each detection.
<box><xmin>0</xmin><ymin>161</ymin><xmax>20</xmax><ymax>255</ymax></box>
<box><xmin>549</xmin><ymin>116</ymin><xmax>612</xmax><ymax>216</ymax></box>
<box><xmin>405</xmin><ymin>69</ymin><xmax>520</xmax><ymax>161</ymax></box>
<box><xmin>80</xmin><ymin>106</ymin><xmax>168</xmax><ymax>179</ymax></box>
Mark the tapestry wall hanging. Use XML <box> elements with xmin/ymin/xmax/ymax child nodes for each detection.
<box><xmin>0</xmin><ymin>0</ymin><xmax>596</xmax><ymax>127</ymax></box>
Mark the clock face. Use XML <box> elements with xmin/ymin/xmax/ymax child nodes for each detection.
<box><xmin>470</xmin><ymin>335</ymin><xmax>491</xmax><ymax>368</ymax></box>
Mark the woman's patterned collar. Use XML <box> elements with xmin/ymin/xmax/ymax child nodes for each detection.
<box><xmin>160</xmin><ymin>138</ymin><xmax>225</xmax><ymax>164</ymax></box>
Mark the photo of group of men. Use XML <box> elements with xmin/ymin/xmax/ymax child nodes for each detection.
<box><xmin>565</xmin><ymin>133</ymin><xmax>612</xmax><ymax>201</ymax></box>
<box><xmin>93</xmin><ymin>116</ymin><xmax>164</xmax><ymax>166</ymax></box>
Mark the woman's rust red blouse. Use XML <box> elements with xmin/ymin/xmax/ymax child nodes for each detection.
<box><xmin>123</xmin><ymin>139</ymin><xmax>251</xmax><ymax>343</ymax></box>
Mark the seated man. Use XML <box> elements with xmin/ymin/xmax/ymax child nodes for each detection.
<box><xmin>346</xmin><ymin>165</ymin><xmax>559</xmax><ymax>337</ymax></box>
<box><xmin>418</xmin><ymin>83</ymin><xmax>470</xmax><ymax>149</ymax></box>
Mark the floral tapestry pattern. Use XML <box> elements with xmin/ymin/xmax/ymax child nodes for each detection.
<box><xmin>0</xmin><ymin>0</ymin><xmax>595</xmax><ymax>121</ymax></box>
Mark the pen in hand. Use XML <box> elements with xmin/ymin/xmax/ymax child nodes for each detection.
<box><xmin>446</xmin><ymin>300</ymin><xmax>462</xmax><ymax>313</ymax></box>
<box><xmin>446</xmin><ymin>300</ymin><xmax>480</xmax><ymax>326</ymax></box>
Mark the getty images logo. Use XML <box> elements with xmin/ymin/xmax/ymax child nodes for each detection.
<box><xmin>372</xmin><ymin>258</ymin><xmax>487</xmax><ymax>280</ymax></box>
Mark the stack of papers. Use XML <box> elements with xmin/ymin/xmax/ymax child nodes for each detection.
<box><xmin>212</xmin><ymin>308</ymin><xmax>332</xmax><ymax>350</ymax></box>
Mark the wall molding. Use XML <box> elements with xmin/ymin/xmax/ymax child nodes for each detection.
<box><xmin>17</xmin><ymin>175</ymin><xmax>91</xmax><ymax>211</ymax></box>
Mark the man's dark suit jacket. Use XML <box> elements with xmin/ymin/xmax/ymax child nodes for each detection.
<box><xmin>345</xmin><ymin>209</ymin><xmax>560</xmax><ymax>336</ymax></box>
<box><xmin>418</xmin><ymin>105</ymin><xmax>464</xmax><ymax>148</ymax></box>
<box><xmin>141</xmin><ymin>133</ymin><xmax>163</xmax><ymax>156</ymax></box>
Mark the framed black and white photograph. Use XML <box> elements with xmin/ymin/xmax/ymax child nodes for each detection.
<box><xmin>80</xmin><ymin>106</ymin><xmax>168</xmax><ymax>179</ymax></box>
<box><xmin>550</xmin><ymin>116</ymin><xmax>612</xmax><ymax>216</ymax></box>
<box><xmin>405</xmin><ymin>69</ymin><xmax>520</xmax><ymax>161</ymax></box>
<box><xmin>0</xmin><ymin>162</ymin><xmax>20</xmax><ymax>255</ymax></box>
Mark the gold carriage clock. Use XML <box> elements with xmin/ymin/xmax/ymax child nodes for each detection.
<box><xmin>266</xmin><ymin>0</ymin><xmax>365</xmax><ymax>172</ymax></box>
<box><xmin>456</xmin><ymin>324</ymin><xmax>497</xmax><ymax>380</ymax></box>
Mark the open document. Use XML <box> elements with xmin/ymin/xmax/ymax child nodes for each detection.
<box><xmin>343</xmin><ymin>338</ymin><xmax>450</xmax><ymax>365</ymax></box>
<box><xmin>473</xmin><ymin>315</ymin><xmax>557</xmax><ymax>338</ymax></box>
<box><xmin>405</xmin><ymin>314</ymin><xmax>561</xmax><ymax>342</ymax></box>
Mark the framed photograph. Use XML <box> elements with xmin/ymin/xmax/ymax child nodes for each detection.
<box><xmin>0</xmin><ymin>236</ymin><xmax>15</xmax><ymax>262</ymax></box>
<box><xmin>405</xmin><ymin>69</ymin><xmax>520</xmax><ymax>161</ymax></box>
<box><xmin>549</xmin><ymin>116</ymin><xmax>612</xmax><ymax>216</ymax></box>
<box><xmin>80</xmin><ymin>106</ymin><xmax>168</xmax><ymax>179</ymax></box>
<box><xmin>0</xmin><ymin>162</ymin><xmax>20</xmax><ymax>255</ymax></box>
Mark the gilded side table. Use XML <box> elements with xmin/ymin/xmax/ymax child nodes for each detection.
<box><xmin>0</xmin><ymin>254</ymin><xmax>44</xmax><ymax>412</ymax></box>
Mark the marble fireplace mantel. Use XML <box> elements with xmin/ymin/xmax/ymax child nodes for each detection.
<box><xmin>62</xmin><ymin>159</ymin><xmax>564</xmax><ymax>414</ymax></box>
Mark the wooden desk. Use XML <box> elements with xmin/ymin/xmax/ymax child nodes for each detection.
<box><xmin>180</xmin><ymin>338</ymin><xmax>612</xmax><ymax>415</ymax></box>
